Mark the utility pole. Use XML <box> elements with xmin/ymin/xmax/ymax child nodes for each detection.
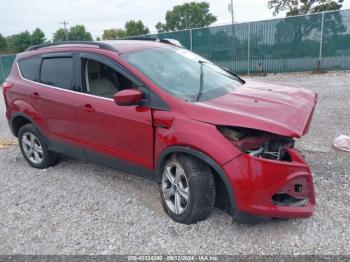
<box><xmin>60</xmin><ymin>20</ymin><xmax>69</xmax><ymax>41</ymax></box>
<box><xmin>228</xmin><ymin>0</ymin><xmax>236</xmax><ymax>66</ymax></box>
<box><xmin>228</xmin><ymin>0</ymin><xmax>235</xmax><ymax>24</ymax></box>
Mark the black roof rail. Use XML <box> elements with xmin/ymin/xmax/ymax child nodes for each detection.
<box><xmin>159</xmin><ymin>38</ymin><xmax>183</xmax><ymax>47</ymax></box>
<box><xmin>123</xmin><ymin>37</ymin><xmax>183</xmax><ymax>47</ymax></box>
<box><xmin>25</xmin><ymin>41</ymin><xmax>118</xmax><ymax>52</ymax></box>
<box><xmin>124</xmin><ymin>37</ymin><xmax>157</xmax><ymax>41</ymax></box>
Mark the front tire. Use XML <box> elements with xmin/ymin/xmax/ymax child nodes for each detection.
<box><xmin>160</xmin><ymin>154</ymin><xmax>216</xmax><ymax>224</ymax></box>
<box><xmin>18</xmin><ymin>123</ymin><xmax>59</xmax><ymax>169</ymax></box>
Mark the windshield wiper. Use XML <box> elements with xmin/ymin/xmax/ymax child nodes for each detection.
<box><xmin>221</xmin><ymin>67</ymin><xmax>245</xmax><ymax>84</ymax></box>
<box><xmin>196</xmin><ymin>60</ymin><xmax>205</xmax><ymax>102</ymax></box>
<box><xmin>198</xmin><ymin>60</ymin><xmax>245</xmax><ymax>84</ymax></box>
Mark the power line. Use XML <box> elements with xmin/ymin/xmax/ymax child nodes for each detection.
<box><xmin>59</xmin><ymin>20</ymin><xmax>69</xmax><ymax>41</ymax></box>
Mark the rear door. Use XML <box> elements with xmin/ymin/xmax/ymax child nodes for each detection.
<box><xmin>31</xmin><ymin>53</ymin><xmax>84</xmax><ymax>159</ymax></box>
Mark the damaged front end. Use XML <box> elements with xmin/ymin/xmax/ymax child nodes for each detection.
<box><xmin>218</xmin><ymin>126</ymin><xmax>294</xmax><ymax>161</ymax></box>
<box><xmin>218</xmin><ymin>126</ymin><xmax>315</xmax><ymax>220</ymax></box>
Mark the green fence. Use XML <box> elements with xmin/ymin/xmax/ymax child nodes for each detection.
<box><xmin>138</xmin><ymin>9</ymin><xmax>350</xmax><ymax>74</ymax></box>
<box><xmin>0</xmin><ymin>54</ymin><xmax>16</xmax><ymax>83</ymax></box>
<box><xmin>0</xmin><ymin>9</ymin><xmax>349</xmax><ymax>82</ymax></box>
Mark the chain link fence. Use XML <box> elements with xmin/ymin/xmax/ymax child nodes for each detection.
<box><xmin>0</xmin><ymin>54</ymin><xmax>16</xmax><ymax>84</ymax></box>
<box><xmin>140</xmin><ymin>9</ymin><xmax>350</xmax><ymax>74</ymax></box>
<box><xmin>0</xmin><ymin>9</ymin><xmax>349</xmax><ymax>83</ymax></box>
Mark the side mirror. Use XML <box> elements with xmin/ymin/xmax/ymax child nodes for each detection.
<box><xmin>113</xmin><ymin>89</ymin><xmax>142</xmax><ymax>106</ymax></box>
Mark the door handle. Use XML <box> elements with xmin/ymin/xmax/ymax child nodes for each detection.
<box><xmin>32</xmin><ymin>92</ymin><xmax>41</xmax><ymax>100</ymax></box>
<box><xmin>81</xmin><ymin>103</ymin><xmax>95</xmax><ymax>113</ymax></box>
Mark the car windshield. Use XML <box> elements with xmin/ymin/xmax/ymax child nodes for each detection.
<box><xmin>122</xmin><ymin>46</ymin><xmax>242</xmax><ymax>102</ymax></box>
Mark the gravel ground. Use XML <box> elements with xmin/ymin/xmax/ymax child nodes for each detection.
<box><xmin>0</xmin><ymin>72</ymin><xmax>349</xmax><ymax>255</ymax></box>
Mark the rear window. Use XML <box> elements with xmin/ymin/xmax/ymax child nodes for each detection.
<box><xmin>40</xmin><ymin>58</ymin><xmax>73</xmax><ymax>90</ymax></box>
<box><xmin>18</xmin><ymin>57</ymin><xmax>41</xmax><ymax>81</ymax></box>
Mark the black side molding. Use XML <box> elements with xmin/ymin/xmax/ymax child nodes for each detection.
<box><xmin>85</xmin><ymin>150</ymin><xmax>155</xmax><ymax>181</ymax></box>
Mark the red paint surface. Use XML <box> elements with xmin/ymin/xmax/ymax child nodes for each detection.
<box><xmin>4</xmin><ymin>42</ymin><xmax>318</xmax><ymax>219</ymax></box>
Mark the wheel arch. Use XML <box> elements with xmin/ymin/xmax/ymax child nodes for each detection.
<box><xmin>11</xmin><ymin>113</ymin><xmax>33</xmax><ymax>137</ymax></box>
<box><xmin>9</xmin><ymin>98</ymin><xmax>44</xmax><ymax>137</ymax></box>
<box><xmin>156</xmin><ymin>146</ymin><xmax>236</xmax><ymax>214</ymax></box>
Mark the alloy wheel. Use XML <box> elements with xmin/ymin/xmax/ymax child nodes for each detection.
<box><xmin>162</xmin><ymin>160</ymin><xmax>189</xmax><ymax>215</ymax></box>
<box><xmin>21</xmin><ymin>132</ymin><xmax>44</xmax><ymax>165</ymax></box>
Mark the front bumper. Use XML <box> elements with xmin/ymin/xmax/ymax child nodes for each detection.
<box><xmin>223</xmin><ymin>148</ymin><xmax>315</xmax><ymax>220</ymax></box>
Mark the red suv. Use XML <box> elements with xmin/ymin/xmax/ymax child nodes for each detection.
<box><xmin>2</xmin><ymin>40</ymin><xmax>317</xmax><ymax>224</ymax></box>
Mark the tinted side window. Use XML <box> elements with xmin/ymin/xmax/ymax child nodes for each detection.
<box><xmin>18</xmin><ymin>57</ymin><xmax>41</xmax><ymax>81</ymax></box>
<box><xmin>40</xmin><ymin>58</ymin><xmax>73</xmax><ymax>90</ymax></box>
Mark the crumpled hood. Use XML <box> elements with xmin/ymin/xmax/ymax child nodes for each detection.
<box><xmin>183</xmin><ymin>79</ymin><xmax>318</xmax><ymax>138</ymax></box>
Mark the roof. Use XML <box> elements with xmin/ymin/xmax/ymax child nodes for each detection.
<box><xmin>101</xmin><ymin>40</ymin><xmax>170</xmax><ymax>53</ymax></box>
<box><xmin>23</xmin><ymin>40</ymin><xmax>173</xmax><ymax>54</ymax></box>
<box><xmin>16</xmin><ymin>40</ymin><xmax>177</xmax><ymax>60</ymax></box>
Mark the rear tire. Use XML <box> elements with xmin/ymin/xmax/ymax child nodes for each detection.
<box><xmin>18</xmin><ymin>124</ymin><xmax>60</xmax><ymax>169</ymax></box>
<box><xmin>159</xmin><ymin>154</ymin><xmax>216</xmax><ymax>224</ymax></box>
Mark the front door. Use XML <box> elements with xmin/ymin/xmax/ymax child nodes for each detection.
<box><xmin>76</xmin><ymin>53</ymin><xmax>154</xmax><ymax>175</ymax></box>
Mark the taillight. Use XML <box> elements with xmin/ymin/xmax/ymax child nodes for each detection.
<box><xmin>2</xmin><ymin>81</ymin><xmax>13</xmax><ymax>91</ymax></box>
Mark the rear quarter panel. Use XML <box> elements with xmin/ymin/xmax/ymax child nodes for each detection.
<box><xmin>4</xmin><ymin>61</ymin><xmax>45</xmax><ymax>130</ymax></box>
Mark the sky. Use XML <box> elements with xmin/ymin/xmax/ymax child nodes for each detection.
<box><xmin>1</xmin><ymin>0</ymin><xmax>350</xmax><ymax>40</ymax></box>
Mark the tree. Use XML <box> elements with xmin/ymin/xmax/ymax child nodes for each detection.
<box><xmin>0</xmin><ymin>34</ymin><xmax>7</xmax><ymax>53</ymax></box>
<box><xmin>53</xmin><ymin>29</ymin><xmax>67</xmax><ymax>42</ymax></box>
<box><xmin>267</xmin><ymin>0</ymin><xmax>344</xmax><ymax>16</ymax></box>
<box><xmin>53</xmin><ymin>25</ymin><xmax>92</xmax><ymax>42</ymax></box>
<box><xmin>124</xmin><ymin>20</ymin><xmax>149</xmax><ymax>36</ymax></box>
<box><xmin>68</xmin><ymin>25</ymin><xmax>93</xmax><ymax>41</ymax></box>
<box><xmin>269</xmin><ymin>0</ymin><xmax>345</xmax><ymax>58</ymax></box>
<box><xmin>102</xmin><ymin>28</ymin><xmax>126</xmax><ymax>40</ymax></box>
<box><xmin>4</xmin><ymin>28</ymin><xmax>46</xmax><ymax>53</ymax></box>
<box><xmin>7</xmin><ymin>31</ymin><xmax>32</xmax><ymax>53</ymax></box>
<box><xmin>31</xmin><ymin>28</ymin><xmax>46</xmax><ymax>45</ymax></box>
<box><xmin>155</xmin><ymin>22</ymin><xmax>166</xmax><ymax>33</ymax></box>
<box><xmin>156</xmin><ymin>2</ymin><xmax>217</xmax><ymax>32</ymax></box>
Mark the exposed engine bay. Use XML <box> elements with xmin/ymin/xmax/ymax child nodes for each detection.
<box><xmin>218</xmin><ymin>126</ymin><xmax>295</xmax><ymax>161</ymax></box>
